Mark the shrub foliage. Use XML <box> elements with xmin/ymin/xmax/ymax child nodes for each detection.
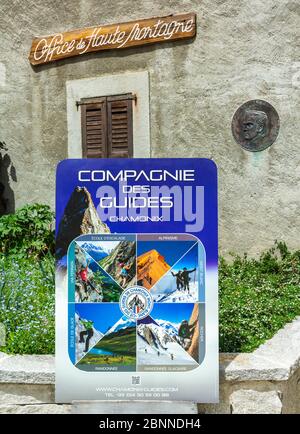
<box><xmin>0</xmin><ymin>204</ymin><xmax>55</xmax><ymax>354</ymax></box>
<box><xmin>219</xmin><ymin>241</ymin><xmax>300</xmax><ymax>352</ymax></box>
<box><xmin>0</xmin><ymin>204</ymin><xmax>54</xmax><ymax>258</ymax></box>
<box><xmin>0</xmin><ymin>253</ymin><xmax>55</xmax><ymax>354</ymax></box>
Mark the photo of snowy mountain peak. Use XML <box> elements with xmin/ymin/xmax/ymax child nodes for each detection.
<box><xmin>151</xmin><ymin>243</ymin><xmax>200</xmax><ymax>303</ymax></box>
<box><xmin>74</xmin><ymin>243</ymin><xmax>122</xmax><ymax>302</ymax></box>
<box><xmin>137</xmin><ymin>304</ymin><xmax>199</xmax><ymax>371</ymax></box>
<box><xmin>106</xmin><ymin>315</ymin><xmax>136</xmax><ymax>334</ymax></box>
<box><xmin>76</xmin><ymin>240</ymin><xmax>118</xmax><ymax>262</ymax></box>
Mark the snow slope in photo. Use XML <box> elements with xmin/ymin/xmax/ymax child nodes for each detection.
<box><xmin>107</xmin><ymin>316</ymin><xmax>136</xmax><ymax>334</ymax></box>
<box><xmin>152</xmin><ymin>280</ymin><xmax>198</xmax><ymax>303</ymax></box>
<box><xmin>137</xmin><ymin>321</ymin><xmax>198</xmax><ymax>366</ymax></box>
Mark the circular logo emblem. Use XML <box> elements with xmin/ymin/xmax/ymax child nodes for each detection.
<box><xmin>120</xmin><ymin>286</ymin><xmax>153</xmax><ymax>320</ymax></box>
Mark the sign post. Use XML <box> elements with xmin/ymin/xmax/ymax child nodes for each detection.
<box><xmin>29</xmin><ymin>13</ymin><xmax>196</xmax><ymax>65</ymax></box>
<box><xmin>55</xmin><ymin>158</ymin><xmax>218</xmax><ymax>405</ymax></box>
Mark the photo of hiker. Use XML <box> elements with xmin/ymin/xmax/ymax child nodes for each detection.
<box><xmin>137</xmin><ymin>239</ymin><xmax>197</xmax><ymax>289</ymax></box>
<box><xmin>137</xmin><ymin>303</ymin><xmax>199</xmax><ymax>371</ymax></box>
<box><xmin>74</xmin><ymin>303</ymin><xmax>123</xmax><ymax>364</ymax></box>
<box><xmin>74</xmin><ymin>244</ymin><xmax>123</xmax><ymax>302</ymax></box>
<box><xmin>151</xmin><ymin>243</ymin><xmax>201</xmax><ymax>303</ymax></box>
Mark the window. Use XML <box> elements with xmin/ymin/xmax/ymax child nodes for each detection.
<box><xmin>80</xmin><ymin>94</ymin><xmax>134</xmax><ymax>158</ymax></box>
<box><xmin>67</xmin><ymin>71</ymin><xmax>150</xmax><ymax>158</ymax></box>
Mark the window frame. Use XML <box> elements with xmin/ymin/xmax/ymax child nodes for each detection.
<box><xmin>80</xmin><ymin>94</ymin><xmax>134</xmax><ymax>158</ymax></box>
<box><xmin>66</xmin><ymin>71</ymin><xmax>151</xmax><ymax>159</ymax></box>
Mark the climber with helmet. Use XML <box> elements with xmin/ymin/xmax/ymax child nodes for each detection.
<box><xmin>178</xmin><ymin>319</ymin><xmax>197</xmax><ymax>350</ymax></box>
<box><xmin>77</xmin><ymin>259</ymin><xmax>90</xmax><ymax>294</ymax></box>
<box><xmin>119</xmin><ymin>260</ymin><xmax>131</xmax><ymax>287</ymax></box>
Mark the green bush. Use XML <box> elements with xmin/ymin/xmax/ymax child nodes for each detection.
<box><xmin>0</xmin><ymin>204</ymin><xmax>55</xmax><ymax>258</ymax></box>
<box><xmin>0</xmin><ymin>253</ymin><xmax>55</xmax><ymax>354</ymax></box>
<box><xmin>0</xmin><ymin>203</ymin><xmax>55</xmax><ymax>354</ymax></box>
<box><xmin>219</xmin><ymin>241</ymin><xmax>300</xmax><ymax>352</ymax></box>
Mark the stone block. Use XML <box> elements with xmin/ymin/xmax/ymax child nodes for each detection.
<box><xmin>223</xmin><ymin>317</ymin><xmax>300</xmax><ymax>382</ymax></box>
<box><xmin>0</xmin><ymin>383</ymin><xmax>54</xmax><ymax>405</ymax></box>
<box><xmin>0</xmin><ymin>354</ymin><xmax>54</xmax><ymax>384</ymax></box>
<box><xmin>230</xmin><ymin>390</ymin><xmax>282</xmax><ymax>414</ymax></box>
<box><xmin>0</xmin><ymin>404</ymin><xmax>71</xmax><ymax>414</ymax></box>
<box><xmin>72</xmin><ymin>400</ymin><xmax>198</xmax><ymax>414</ymax></box>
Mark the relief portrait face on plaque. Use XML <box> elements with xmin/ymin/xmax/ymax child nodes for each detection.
<box><xmin>232</xmin><ymin>100</ymin><xmax>280</xmax><ymax>152</ymax></box>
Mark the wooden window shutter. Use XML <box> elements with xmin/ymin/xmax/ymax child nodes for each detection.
<box><xmin>81</xmin><ymin>99</ymin><xmax>107</xmax><ymax>158</ymax></box>
<box><xmin>107</xmin><ymin>94</ymin><xmax>133</xmax><ymax>158</ymax></box>
<box><xmin>80</xmin><ymin>94</ymin><xmax>133</xmax><ymax>158</ymax></box>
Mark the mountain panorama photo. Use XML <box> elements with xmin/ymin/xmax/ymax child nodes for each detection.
<box><xmin>67</xmin><ymin>232</ymin><xmax>203</xmax><ymax>372</ymax></box>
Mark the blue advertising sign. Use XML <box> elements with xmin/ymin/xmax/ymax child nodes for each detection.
<box><xmin>56</xmin><ymin>158</ymin><xmax>218</xmax><ymax>403</ymax></box>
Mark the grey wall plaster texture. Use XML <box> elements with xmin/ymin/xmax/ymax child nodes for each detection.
<box><xmin>0</xmin><ymin>0</ymin><xmax>299</xmax><ymax>255</ymax></box>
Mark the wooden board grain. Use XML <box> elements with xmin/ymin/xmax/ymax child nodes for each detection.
<box><xmin>29</xmin><ymin>13</ymin><xmax>196</xmax><ymax>65</ymax></box>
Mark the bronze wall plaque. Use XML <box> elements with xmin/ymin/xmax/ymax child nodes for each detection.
<box><xmin>232</xmin><ymin>100</ymin><xmax>280</xmax><ymax>152</ymax></box>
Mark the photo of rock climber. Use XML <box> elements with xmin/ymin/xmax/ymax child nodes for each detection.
<box><xmin>74</xmin><ymin>244</ymin><xmax>124</xmax><ymax>303</ymax></box>
<box><xmin>178</xmin><ymin>318</ymin><xmax>197</xmax><ymax>350</ymax></box>
<box><xmin>78</xmin><ymin>317</ymin><xmax>94</xmax><ymax>353</ymax></box>
<box><xmin>77</xmin><ymin>259</ymin><xmax>90</xmax><ymax>294</ymax></box>
<box><xmin>119</xmin><ymin>261</ymin><xmax>131</xmax><ymax>287</ymax></box>
<box><xmin>181</xmin><ymin>267</ymin><xmax>196</xmax><ymax>293</ymax></box>
<box><xmin>76</xmin><ymin>259</ymin><xmax>102</xmax><ymax>299</ymax></box>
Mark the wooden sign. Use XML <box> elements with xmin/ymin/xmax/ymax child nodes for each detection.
<box><xmin>29</xmin><ymin>13</ymin><xmax>196</xmax><ymax>65</ymax></box>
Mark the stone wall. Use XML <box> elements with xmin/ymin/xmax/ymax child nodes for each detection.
<box><xmin>0</xmin><ymin>0</ymin><xmax>299</xmax><ymax>255</ymax></box>
<box><xmin>0</xmin><ymin>317</ymin><xmax>299</xmax><ymax>414</ymax></box>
